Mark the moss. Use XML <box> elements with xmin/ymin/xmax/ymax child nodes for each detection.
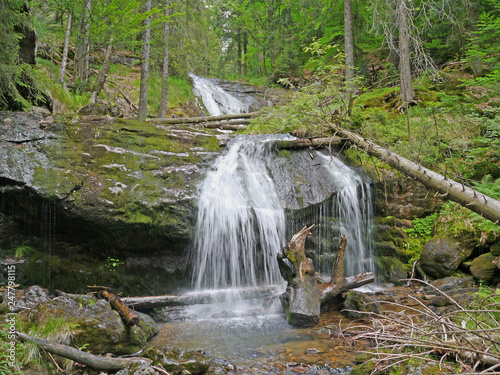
<box><xmin>278</xmin><ymin>149</ymin><xmax>291</xmax><ymax>158</ymax></box>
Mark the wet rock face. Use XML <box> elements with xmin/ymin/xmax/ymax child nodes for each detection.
<box><xmin>0</xmin><ymin>112</ymin><xmax>224</xmax><ymax>258</ymax></box>
<box><xmin>342</xmin><ymin>290</ymin><xmax>380</xmax><ymax>320</ymax></box>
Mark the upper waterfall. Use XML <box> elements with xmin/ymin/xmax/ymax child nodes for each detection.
<box><xmin>189</xmin><ymin>74</ymin><xmax>264</xmax><ymax>116</ymax></box>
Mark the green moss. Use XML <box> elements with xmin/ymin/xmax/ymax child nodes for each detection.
<box><xmin>278</xmin><ymin>149</ymin><xmax>291</xmax><ymax>158</ymax></box>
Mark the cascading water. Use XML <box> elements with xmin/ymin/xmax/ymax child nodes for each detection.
<box><xmin>191</xmin><ymin>136</ymin><xmax>375</xmax><ymax>293</ymax></box>
<box><xmin>191</xmin><ymin>136</ymin><xmax>287</xmax><ymax>290</ymax></box>
<box><xmin>190</xmin><ymin>74</ymin><xmax>251</xmax><ymax>116</ymax></box>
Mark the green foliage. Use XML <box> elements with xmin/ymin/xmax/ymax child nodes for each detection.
<box><xmin>14</xmin><ymin>241</ymin><xmax>35</xmax><ymax>258</ymax></box>
<box><xmin>99</xmin><ymin>257</ymin><xmax>124</xmax><ymax>272</ymax></box>
<box><xmin>404</xmin><ymin>213</ymin><xmax>438</xmax><ymax>239</ymax></box>
<box><xmin>146</xmin><ymin>73</ymin><xmax>195</xmax><ymax>116</ymax></box>
<box><xmin>435</xmin><ymin>176</ymin><xmax>500</xmax><ymax>242</ymax></box>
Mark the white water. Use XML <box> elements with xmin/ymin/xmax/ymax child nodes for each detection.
<box><xmin>191</xmin><ymin>136</ymin><xmax>288</xmax><ymax>290</ymax></box>
<box><xmin>190</xmin><ymin>73</ymin><xmax>250</xmax><ymax>116</ymax></box>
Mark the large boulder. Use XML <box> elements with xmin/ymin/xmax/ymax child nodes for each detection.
<box><xmin>420</xmin><ymin>237</ymin><xmax>473</xmax><ymax>279</ymax></box>
<box><xmin>18</xmin><ymin>292</ymin><xmax>158</xmax><ymax>355</ymax></box>
<box><xmin>470</xmin><ymin>253</ymin><xmax>500</xmax><ymax>284</ymax></box>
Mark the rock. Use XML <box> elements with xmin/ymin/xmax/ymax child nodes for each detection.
<box><xmin>17</xmin><ymin>293</ymin><xmax>158</xmax><ymax>355</ymax></box>
<box><xmin>470</xmin><ymin>253</ymin><xmax>499</xmax><ymax>284</ymax></box>
<box><xmin>375</xmin><ymin>256</ymin><xmax>407</xmax><ymax>286</ymax></box>
<box><xmin>420</xmin><ymin>237</ymin><xmax>471</xmax><ymax>279</ymax></box>
<box><xmin>431</xmin><ymin>276</ymin><xmax>474</xmax><ymax>292</ymax></box>
<box><xmin>144</xmin><ymin>347</ymin><xmax>212</xmax><ymax>375</ymax></box>
<box><xmin>78</xmin><ymin>102</ymin><xmax>115</xmax><ymax>116</ymax></box>
<box><xmin>342</xmin><ymin>290</ymin><xmax>380</xmax><ymax>320</ymax></box>
<box><xmin>374</xmin><ymin>171</ymin><xmax>444</xmax><ymax>220</ymax></box>
<box><xmin>0</xmin><ymin>285</ymin><xmax>50</xmax><ymax>313</ymax></box>
<box><xmin>116</xmin><ymin>361</ymin><xmax>157</xmax><ymax>375</ymax></box>
<box><xmin>491</xmin><ymin>242</ymin><xmax>500</xmax><ymax>256</ymax></box>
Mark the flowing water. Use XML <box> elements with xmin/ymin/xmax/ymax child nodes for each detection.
<box><xmin>154</xmin><ymin>76</ymin><xmax>376</xmax><ymax>371</ymax></box>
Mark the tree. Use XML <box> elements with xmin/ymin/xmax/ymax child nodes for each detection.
<box><xmin>59</xmin><ymin>12</ymin><xmax>72</xmax><ymax>88</ymax></box>
<box><xmin>158</xmin><ymin>0</ymin><xmax>170</xmax><ymax>119</ymax></box>
<box><xmin>138</xmin><ymin>0</ymin><xmax>152</xmax><ymax>120</ymax></box>
<box><xmin>0</xmin><ymin>0</ymin><xmax>28</xmax><ymax>109</ymax></box>
<box><xmin>344</xmin><ymin>0</ymin><xmax>356</xmax><ymax>115</ymax></box>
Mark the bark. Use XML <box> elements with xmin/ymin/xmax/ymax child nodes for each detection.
<box><xmin>275</xmin><ymin>137</ymin><xmax>343</xmax><ymax>149</ymax></box>
<box><xmin>59</xmin><ymin>12</ymin><xmax>72</xmax><ymax>88</ymax></box>
<box><xmin>333</xmin><ymin>127</ymin><xmax>500</xmax><ymax>224</ymax></box>
<box><xmin>17</xmin><ymin>332</ymin><xmax>148</xmax><ymax>371</ymax></box>
<box><xmin>99</xmin><ymin>290</ymin><xmax>139</xmax><ymax>325</ymax></box>
<box><xmin>278</xmin><ymin>228</ymin><xmax>375</xmax><ymax>327</ymax></box>
<box><xmin>344</xmin><ymin>0</ymin><xmax>356</xmax><ymax>115</ymax></box>
<box><xmin>397</xmin><ymin>0</ymin><xmax>415</xmax><ymax>103</ymax></box>
<box><xmin>147</xmin><ymin>111</ymin><xmax>260</xmax><ymax>124</ymax></box>
<box><xmin>279</xmin><ymin>225</ymin><xmax>320</xmax><ymax>327</ymax></box>
<box><xmin>138</xmin><ymin>0</ymin><xmax>152</xmax><ymax>120</ymax></box>
<box><xmin>158</xmin><ymin>0</ymin><xmax>170</xmax><ymax>119</ymax></box>
<box><xmin>201</xmin><ymin>120</ymin><xmax>249</xmax><ymax>130</ymax></box>
<box><xmin>122</xmin><ymin>286</ymin><xmax>281</xmax><ymax>311</ymax></box>
<box><xmin>90</xmin><ymin>43</ymin><xmax>113</xmax><ymax>104</ymax></box>
<box><xmin>75</xmin><ymin>0</ymin><xmax>91</xmax><ymax>83</ymax></box>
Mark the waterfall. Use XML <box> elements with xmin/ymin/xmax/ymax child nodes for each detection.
<box><xmin>191</xmin><ymin>136</ymin><xmax>375</xmax><ymax>292</ymax></box>
<box><xmin>191</xmin><ymin>136</ymin><xmax>287</xmax><ymax>290</ymax></box>
<box><xmin>190</xmin><ymin>74</ymin><xmax>251</xmax><ymax>116</ymax></box>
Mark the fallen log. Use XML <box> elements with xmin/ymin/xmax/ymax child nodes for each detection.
<box><xmin>99</xmin><ymin>290</ymin><xmax>139</xmax><ymax>325</ymax></box>
<box><xmin>147</xmin><ymin>111</ymin><xmax>260</xmax><ymax>124</ymax></box>
<box><xmin>17</xmin><ymin>332</ymin><xmax>149</xmax><ymax>371</ymax></box>
<box><xmin>333</xmin><ymin>126</ymin><xmax>500</xmax><ymax>224</ymax></box>
<box><xmin>122</xmin><ymin>285</ymin><xmax>282</xmax><ymax>311</ymax></box>
<box><xmin>275</xmin><ymin>137</ymin><xmax>343</xmax><ymax>149</ymax></box>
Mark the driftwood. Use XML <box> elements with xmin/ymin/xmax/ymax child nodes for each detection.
<box><xmin>17</xmin><ymin>332</ymin><xmax>149</xmax><ymax>371</ymax></box>
<box><xmin>278</xmin><ymin>227</ymin><xmax>374</xmax><ymax>327</ymax></box>
<box><xmin>333</xmin><ymin>126</ymin><xmax>500</xmax><ymax>224</ymax></box>
<box><xmin>147</xmin><ymin>111</ymin><xmax>260</xmax><ymax>124</ymax></box>
<box><xmin>122</xmin><ymin>285</ymin><xmax>281</xmax><ymax>311</ymax></box>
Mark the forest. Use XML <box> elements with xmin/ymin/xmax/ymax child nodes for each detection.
<box><xmin>1</xmin><ymin>0</ymin><xmax>500</xmax><ymax>374</ymax></box>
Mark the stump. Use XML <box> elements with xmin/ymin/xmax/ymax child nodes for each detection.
<box><xmin>277</xmin><ymin>226</ymin><xmax>375</xmax><ymax>327</ymax></box>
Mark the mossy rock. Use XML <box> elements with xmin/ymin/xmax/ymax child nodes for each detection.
<box><xmin>375</xmin><ymin>256</ymin><xmax>408</xmax><ymax>285</ymax></box>
<box><xmin>491</xmin><ymin>242</ymin><xmax>500</xmax><ymax>256</ymax></box>
<box><xmin>144</xmin><ymin>347</ymin><xmax>211</xmax><ymax>375</ymax></box>
<box><xmin>342</xmin><ymin>290</ymin><xmax>380</xmax><ymax>320</ymax></box>
<box><xmin>420</xmin><ymin>237</ymin><xmax>472</xmax><ymax>279</ymax></box>
<box><xmin>18</xmin><ymin>294</ymin><xmax>158</xmax><ymax>355</ymax></box>
<box><xmin>470</xmin><ymin>253</ymin><xmax>499</xmax><ymax>284</ymax></box>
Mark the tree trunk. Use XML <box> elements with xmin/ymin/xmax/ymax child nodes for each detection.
<box><xmin>90</xmin><ymin>43</ymin><xmax>113</xmax><ymax>103</ymax></box>
<box><xmin>237</xmin><ymin>28</ymin><xmax>242</xmax><ymax>76</ymax></box>
<box><xmin>397</xmin><ymin>0</ymin><xmax>414</xmax><ymax>103</ymax></box>
<box><xmin>243</xmin><ymin>32</ymin><xmax>248</xmax><ymax>76</ymax></box>
<box><xmin>17</xmin><ymin>333</ymin><xmax>148</xmax><ymax>371</ymax></box>
<box><xmin>75</xmin><ymin>0</ymin><xmax>91</xmax><ymax>83</ymax></box>
<box><xmin>277</xmin><ymin>227</ymin><xmax>374</xmax><ymax>327</ymax></box>
<box><xmin>122</xmin><ymin>286</ymin><xmax>281</xmax><ymax>311</ymax></box>
<box><xmin>148</xmin><ymin>111</ymin><xmax>260</xmax><ymax>124</ymax></box>
<box><xmin>59</xmin><ymin>12</ymin><xmax>72</xmax><ymax>88</ymax></box>
<box><xmin>332</xmin><ymin>126</ymin><xmax>500</xmax><ymax>224</ymax></box>
<box><xmin>279</xmin><ymin>225</ymin><xmax>320</xmax><ymax>327</ymax></box>
<box><xmin>138</xmin><ymin>0</ymin><xmax>152</xmax><ymax>120</ymax></box>
<box><xmin>158</xmin><ymin>0</ymin><xmax>170</xmax><ymax>119</ymax></box>
<box><xmin>99</xmin><ymin>290</ymin><xmax>139</xmax><ymax>325</ymax></box>
<box><xmin>344</xmin><ymin>0</ymin><xmax>356</xmax><ymax>115</ymax></box>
